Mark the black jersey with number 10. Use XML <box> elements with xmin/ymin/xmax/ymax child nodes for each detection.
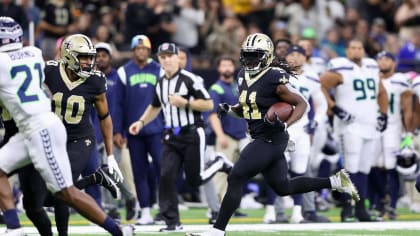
<box><xmin>44</xmin><ymin>61</ymin><xmax>106</xmax><ymax>141</ymax></box>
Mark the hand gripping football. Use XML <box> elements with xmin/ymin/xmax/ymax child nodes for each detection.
<box><xmin>266</xmin><ymin>102</ymin><xmax>294</xmax><ymax>122</ymax></box>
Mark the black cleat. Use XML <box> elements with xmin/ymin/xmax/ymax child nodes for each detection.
<box><xmin>95</xmin><ymin>168</ymin><xmax>121</xmax><ymax>199</ymax></box>
<box><xmin>107</xmin><ymin>208</ymin><xmax>121</xmax><ymax>223</ymax></box>
<box><xmin>208</xmin><ymin>211</ymin><xmax>218</xmax><ymax>224</ymax></box>
<box><xmin>214</xmin><ymin>152</ymin><xmax>233</xmax><ymax>174</ymax></box>
<box><xmin>159</xmin><ymin>223</ymin><xmax>183</xmax><ymax>232</ymax></box>
<box><xmin>125</xmin><ymin>197</ymin><xmax>138</xmax><ymax>221</ymax></box>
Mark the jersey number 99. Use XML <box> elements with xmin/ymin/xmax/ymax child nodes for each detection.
<box><xmin>353</xmin><ymin>78</ymin><xmax>376</xmax><ymax>101</ymax></box>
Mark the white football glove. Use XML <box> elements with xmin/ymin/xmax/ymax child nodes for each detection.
<box><xmin>107</xmin><ymin>154</ymin><xmax>124</xmax><ymax>183</ymax></box>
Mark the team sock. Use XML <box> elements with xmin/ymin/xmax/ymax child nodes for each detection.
<box><xmin>388</xmin><ymin>169</ymin><xmax>400</xmax><ymax>208</ymax></box>
<box><xmin>102</xmin><ymin>216</ymin><xmax>122</xmax><ymax>236</ymax></box>
<box><xmin>3</xmin><ymin>209</ymin><xmax>20</xmax><ymax>229</ymax></box>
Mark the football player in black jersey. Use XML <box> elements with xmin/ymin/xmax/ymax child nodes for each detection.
<box><xmin>17</xmin><ymin>34</ymin><xmax>133</xmax><ymax>236</ymax></box>
<box><xmin>186</xmin><ymin>33</ymin><xmax>360</xmax><ymax>236</ymax></box>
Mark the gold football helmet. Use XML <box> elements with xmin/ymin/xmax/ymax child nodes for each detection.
<box><xmin>61</xmin><ymin>34</ymin><xmax>96</xmax><ymax>79</ymax></box>
<box><xmin>240</xmin><ymin>33</ymin><xmax>274</xmax><ymax>75</ymax></box>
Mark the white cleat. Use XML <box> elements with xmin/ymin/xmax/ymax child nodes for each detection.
<box><xmin>263</xmin><ymin>205</ymin><xmax>276</xmax><ymax>224</ymax></box>
<box><xmin>214</xmin><ymin>152</ymin><xmax>233</xmax><ymax>174</ymax></box>
<box><xmin>135</xmin><ymin>214</ymin><xmax>154</xmax><ymax>225</ymax></box>
<box><xmin>332</xmin><ymin>169</ymin><xmax>360</xmax><ymax>201</ymax></box>
<box><xmin>186</xmin><ymin>227</ymin><xmax>225</xmax><ymax>236</ymax></box>
<box><xmin>120</xmin><ymin>224</ymin><xmax>135</xmax><ymax>236</ymax></box>
<box><xmin>1</xmin><ymin>228</ymin><xmax>26</xmax><ymax>236</ymax></box>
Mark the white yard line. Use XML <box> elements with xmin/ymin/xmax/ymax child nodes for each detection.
<box><xmin>2</xmin><ymin>221</ymin><xmax>420</xmax><ymax>235</ymax></box>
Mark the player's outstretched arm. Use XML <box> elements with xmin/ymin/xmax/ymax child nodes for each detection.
<box><xmin>129</xmin><ymin>105</ymin><xmax>162</xmax><ymax>135</ymax></box>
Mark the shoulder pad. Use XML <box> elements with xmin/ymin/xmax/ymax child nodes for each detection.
<box><xmin>91</xmin><ymin>70</ymin><xmax>105</xmax><ymax>78</ymax></box>
<box><xmin>269</xmin><ymin>68</ymin><xmax>290</xmax><ymax>84</ymax></box>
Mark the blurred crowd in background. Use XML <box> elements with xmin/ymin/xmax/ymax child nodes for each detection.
<box><xmin>2</xmin><ymin>0</ymin><xmax>419</xmax><ymax>72</ymax></box>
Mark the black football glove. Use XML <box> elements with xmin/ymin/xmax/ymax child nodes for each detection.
<box><xmin>217</xmin><ymin>103</ymin><xmax>230</xmax><ymax>118</ymax></box>
<box><xmin>332</xmin><ymin>105</ymin><xmax>355</xmax><ymax>124</ymax></box>
<box><xmin>264</xmin><ymin>112</ymin><xmax>287</xmax><ymax>131</ymax></box>
<box><xmin>304</xmin><ymin>120</ymin><xmax>318</xmax><ymax>134</ymax></box>
<box><xmin>376</xmin><ymin>112</ymin><xmax>388</xmax><ymax>132</ymax></box>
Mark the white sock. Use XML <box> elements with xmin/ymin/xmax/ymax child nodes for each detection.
<box><xmin>265</xmin><ymin>205</ymin><xmax>275</xmax><ymax>215</ymax></box>
<box><xmin>210</xmin><ymin>227</ymin><xmax>225</xmax><ymax>236</ymax></box>
<box><xmin>141</xmin><ymin>207</ymin><xmax>151</xmax><ymax>218</ymax></box>
<box><xmin>329</xmin><ymin>175</ymin><xmax>340</xmax><ymax>190</ymax></box>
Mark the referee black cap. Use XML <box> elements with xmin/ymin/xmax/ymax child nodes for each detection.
<box><xmin>157</xmin><ymin>42</ymin><xmax>178</xmax><ymax>56</ymax></box>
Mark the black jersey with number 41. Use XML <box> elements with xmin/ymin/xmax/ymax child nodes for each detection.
<box><xmin>237</xmin><ymin>67</ymin><xmax>290</xmax><ymax>141</ymax></box>
<box><xmin>44</xmin><ymin>61</ymin><xmax>106</xmax><ymax>141</ymax></box>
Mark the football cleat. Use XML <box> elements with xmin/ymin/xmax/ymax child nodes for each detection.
<box><xmin>159</xmin><ymin>223</ymin><xmax>183</xmax><ymax>232</ymax></box>
<box><xmin>1</xmin><ymin>228</ymin><xmax>26</xmax><ymax>236</ymax></box>
<box><xmin>186</xmin><ymin>228</ymin><xmax>225</xmax><ymax>236</ymax></box>
<box><xmin>214</xmin><ymin>152</ymin><xmax>233</xmax><ymax>174</ymax></box>
<box><xmin>331</xmin><ymin>169</ymin><xmax>360</xmax><ymax>201</ymax></box>
<box><xmin>94</xmin><ymin>168</ymin><xmax>121</xmax><ymax>199</ymax></box>
<box><xmin>119</xmin><ymin>224</ymin><xmax>135</xmax><ymax>236</ymax></box>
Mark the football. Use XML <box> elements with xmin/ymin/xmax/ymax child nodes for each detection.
<box><xmin>266</xmin><ymin>102</ymin><xmax>294</xmax><ymax>122</ymax></box>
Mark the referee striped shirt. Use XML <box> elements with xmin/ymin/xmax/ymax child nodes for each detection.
<box><xmin>151</xmin><ymin>69</ymin><xmax>211</xmax><ymax>128</ymax></box>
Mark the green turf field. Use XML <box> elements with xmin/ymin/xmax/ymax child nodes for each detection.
<box><xmin>9</xmin><ymin>206</ymin><xmax>420</xmax><ymax>235</ymax></box>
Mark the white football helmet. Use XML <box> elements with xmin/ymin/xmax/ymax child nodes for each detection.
<box><xmin>396</xmin><ymin>147</ymin><xmax>419</xmax><ymax>175</ymax></box>
<box><xmin>61</xmin><ymin>34</ymin><xmax>96</xmax><ymax>79</ymax></box>
<box><xmin>240</xmin><ymin>33</ymin><xmax>274</xmax><ymax>75</ymax></box>
<box><xmin>0</xmin><ymin>17</ymin><xmax>23</xmax><ymax>52</ymax></box>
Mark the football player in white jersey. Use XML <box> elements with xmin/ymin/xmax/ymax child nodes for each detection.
<box><xmin>369</xmin><ymin>51</ymin><xmax>413</xmax><ymax>220</ymax></box>
<box><xmin>0</xmin><ymin>17</ymin><xmax>132</xmax><ymax>236</ymax></box>
<box><xmin>320</xmin><ymin>39</ymin><xmax>388</xmax><ymax>222</ymax></box>
<box><xmin>298</xmin><ymin>39</ymin><xmax>326</xmax><ymax>76</ymax></box>
<box><xmin>283</xmin><ymin>45</ymin><xmax>329</xmax><ymax>223</ymax></box>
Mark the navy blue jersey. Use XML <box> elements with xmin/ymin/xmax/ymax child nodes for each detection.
<box><xmin>44</xmin><ymin>61</ymin><xmax>106</xmax><ymax>141</ymax></box>
<box><xmin>209</xmin><ymin>79</ymin><xmax>247</xmax><ymax>140</ymax></box>
<box><xmin>237</xmin><ymin>67</ymin><xmax>290</xmax><ymax>140</ymax></box>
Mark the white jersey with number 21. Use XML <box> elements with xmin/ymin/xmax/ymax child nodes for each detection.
<box><xmin>0</xmin><ymin>46</ymin><xmax>50</xmax><ymax>134</ymax></box>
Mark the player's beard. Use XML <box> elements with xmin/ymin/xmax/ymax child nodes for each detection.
<box><xmin>351</xmin><ymin>57</ymin><xmax>362</xmax><ymax>65</ymax></box>
<box><xmin>380</xmin><ymin>68</ymin><xmax>391</xmax><ymax>74</ymax></box>
<box><xmin>221</xmin><ymin>71</ymin><xmax>234</xmax><ymax>79</ymax></box>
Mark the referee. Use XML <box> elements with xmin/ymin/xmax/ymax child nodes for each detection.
<box><xmin>129</xmin><ymin>42</ymin><xmax>233</xmax><ymax>232</ymax></box>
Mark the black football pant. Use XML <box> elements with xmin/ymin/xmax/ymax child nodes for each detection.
<box><xmin>159</xmin><ymin>127</ymin><xmax>216</xmax><ymax>227</ymax></box>
<box><xmin>214</xmin><ymin>136</ymin><xmax>332</xmax><ymax>231</ymax></box>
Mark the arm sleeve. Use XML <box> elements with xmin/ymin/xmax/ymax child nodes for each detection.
<box><xmin>190</xmin><ymin>75</ymin><xmax>211</xmax><ymax>100</ymax></box>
